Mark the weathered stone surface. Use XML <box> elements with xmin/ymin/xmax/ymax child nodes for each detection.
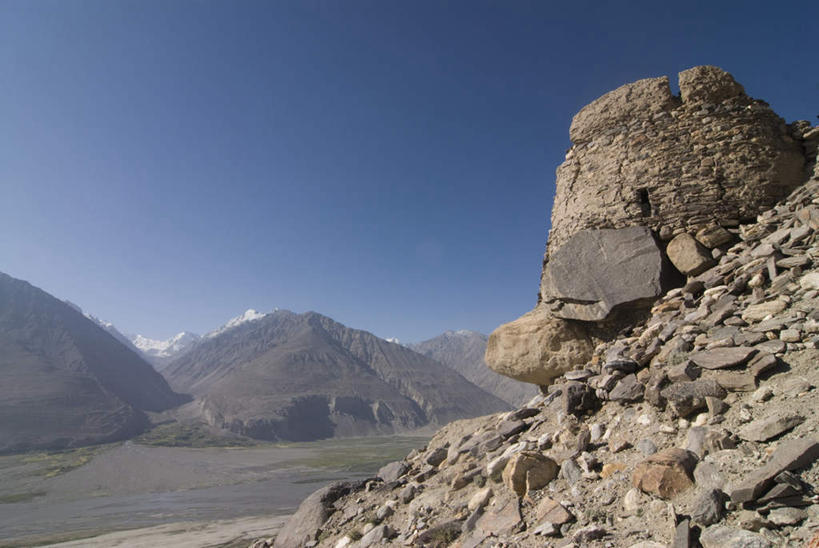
<box><xmin>691</xmin><ymin>489</ymin><xmax>725</xmax><ymax>526</ymax></box>
<box><xmin>661</xmin><ymin>380</ymin><xmax>727</xmax><ymax>417</ymax></box>
<box><xmin>689</xmin><ymin>347</ymin><xmax>757</xmax><ymax>370</ymax></box>
<box><xmin>377</xmin><ymin>461</ymin><xmax>407</xmax><ymax>483</ymax></box>
<box><xmin>357</xmin><ymin>524</ymin><xmax>393</xmax><ymax>547</ymax></box>
<box><xmin>710</xmin><ymin>370</ymin><xmax>757</xmax><ymax>392</ymax></box>
<box><xmin>738</xmin><ymin>412</ymin><xmax>805</xmax><ymax>442</ymax></box>
<box><xmin>535</xmin><ymin>496</ymin><xmax>573</xmax><ymax>525</ymax></box>
<box><xmin>767</xmin><ymin>507</ymin><xmax>808</xmax><ymax>525</ymax></box>
<box><xmin>541</xmin><ymin>226</ymin><xmax>666</xmax><ymax>321</ymax></box>
<box><xmin>467</xmin><ymin>487</ymin><xmax>492</xmax><ymax>511</ymax></box>
<box><xmin>502</xmin><ymin>451</ymin><xmax>558</xmax><ymax>496</ymax></box>
<box><xmin>742</xmin><ymin>299</ymin><xmax>788</xmax><ymax>322</ymax></box>
<box><xmin>696</xmin><ymin>224</ymin><xmax>734</xmax><ymax>248</ymax></box>
<box><xmin>608</xmin><ymin>374</ymin><xmax>644</xmax><ymax>401</ymax></box>
<box><xmin>564</xmin><ymin>381</ymin><xmax>599</xmax><ymax>415</ymax></box>
<box><xmin>545</xmin><ymin>66</ymin><xmax>804</xmax><ymax>296</ymax></box>
<box><xmin>273</xmin><ymin>481</ymin><xmax>356</xmax><ymax>548</ymax></box>
<box><xmin>667</xmin><ymin>233</ymin><xmax>715</xmax><ymax>276</ymax></box>
<box><xmin>700</xmin><ymin>525</ymin><xmax>772</xmax><ymax>548</ymax></box>
<box><xmin>730</xmin><ymin>438</ymin><xmax>819</xmax><ymax>503</ymax></box>
<box><xmin>485</xmin><ymin>304</ymin><xmax>593</xmax><ymax>385</ymax></box>
<box><xmin>632</xmin><ymin>448</ymin><xmax>698</xmax><ymax>499</ymax></box>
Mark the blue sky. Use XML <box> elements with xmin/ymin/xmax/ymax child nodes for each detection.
<box><xmin>1</xmin><ymin>0</ymin><xmax>817</xmax><ymax>342</ymax></box>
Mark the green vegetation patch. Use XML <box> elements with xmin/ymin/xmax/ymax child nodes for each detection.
<box><xmin>278</xmin><ymin>435</ymin><xmax>428</xmax><ymax>474</ymax></box>
<box><xmin>0</xmin><ymin>491</ymin><xmax>46</xmax><ymax>504</ymax></box>
<box><xmin>20</xmin><ymin>444</ymin><xmax>114</xmax><ymax>478</ymax></box>
<box><xmin>134</xmin><ymin>422</ymin><xmax>258</xmax><ymax>448</ymax></box>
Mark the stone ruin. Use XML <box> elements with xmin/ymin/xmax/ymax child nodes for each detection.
<box><xmin>486</xmin><ymin>65</ymin><xmax>818</xmax><ymax>386</ymax></box>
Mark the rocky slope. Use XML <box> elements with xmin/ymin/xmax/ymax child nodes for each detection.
<box><xmin>410</xmin><ymin>331</ymin><xmax>537</xmax><ymax>407</ymax></box>
<box><xmin>0</xmin><ymin>272</ymin><xmax>189</xmax><ymax>453</ymax></box>
<box><xmin>256</xmin><ymin>66</ymin><xmax>819</xmax><ymax>548</ymax></box>
<box><xmin>163</xmin><ymin>310</ymin><xmax>509</xmax><ymax>442</ymax></box>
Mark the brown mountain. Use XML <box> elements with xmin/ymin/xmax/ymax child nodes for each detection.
<box><xmin>0</xmin><ymin>272</ymin><xmax>189</xmax><ymax>454</ymax></box>
<box><xmin>409</xmin><ymin>330</ymin><xmax>538</xmax><ymax>407</ymax></box>
<box><xmin>163</xmin><ymin>310</ymin><xmax>510</xmax><ymax>441</ymax></box>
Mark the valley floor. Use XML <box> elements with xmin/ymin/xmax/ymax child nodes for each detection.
<box><xmin>0</xmin><ymin>435</ymin><xmax>427</xmax><ymax>547</ymax></box>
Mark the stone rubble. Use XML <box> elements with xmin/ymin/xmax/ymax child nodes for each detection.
<box><xmin>249</xmin><ymin>67</ymin><xmax>819</xmax><ymax>547</ymax></box>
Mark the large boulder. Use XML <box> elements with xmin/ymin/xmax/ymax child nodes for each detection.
<box><xmin>273</xmin><ymin>481</ymin><xmax>357</xmax><ymax>547</ymax></box>
<box><xmin>485</xmin><ymin>305</ymin><xmax>593</xmax><ymax>385</ymax></box>
<box><xmin>541</xmin><ymin>226</ymin><xmax>666</xmax><ymax>321</ymax></box>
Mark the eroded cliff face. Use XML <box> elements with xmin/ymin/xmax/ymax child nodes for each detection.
<box><xmin>486</xmin><ymin>65</ymin><xmax>818</xmax><ymax>387</ymax></box>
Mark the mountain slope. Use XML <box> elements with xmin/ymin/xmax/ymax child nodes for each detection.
<box><xmin>163</xmin><ymin>310</ymin><xmax>510</xmax><ymax>441</ymax></box>
<box><xmin>0</xmin><ymin>272</ymin><xmax>189</xmax><ymax>453</ymax></box>
<box><xmin>410</xmin><ymin>330</ymin><xmax>538</xmax><ymax>407</ymax></box>
<box><xmin>132</xmin><ymin>331</ymin><xmax>201</xmax><ymax>369</ymax></box>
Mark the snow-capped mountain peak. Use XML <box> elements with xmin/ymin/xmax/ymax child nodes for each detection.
<box><xmin>132</xmin><ymin>331</ymin><xmax>201</xmax><ymax>359</ymax></box>
<box><xmin>204</xmin><ymin>308</ymin><xmax>269</xmax><ymax>339</ymax></box>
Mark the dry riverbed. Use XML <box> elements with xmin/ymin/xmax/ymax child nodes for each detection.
<box><xmin>0</xmin><ymin>435</ymin><xmax>427</xmax><ymax>547</ymax></box>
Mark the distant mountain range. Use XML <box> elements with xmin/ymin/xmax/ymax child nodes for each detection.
<box><xmin>1</xmin><ymin>271</ymin><xmax>513</xmax><ymax>451</ymax></box>
<box><xmin>163</xmin><ymin>310</ymin><xmax>510</xmax><ymax>441</ymax></box>
<box><xmin>0</xmin><ymin>272</ymin><xmax>188</xmax><ymax>453</ymax></box>
<box><xmin>410</xmin><ymin>330</ymin><xmax>538</xmax><ymax>407</ymax></box>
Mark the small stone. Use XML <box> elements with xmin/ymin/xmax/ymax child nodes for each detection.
<box><xmin>800</xmin><ymin>272</ymin><xmax>819</xmax><ymax>291</ymax></box>
<box><xmin>700</xmin><ymin>525</ymin><xmax>772</xmax><ymax>548</ymax></box>
<box><xmin>532</xmin><ymin>521</ymin><xmax>559</xmax><ymax>536</ymax></box>
<box><xmin>560</xmin><ymin>458</ymin><xmax>582</xmax><ymax>483</ymax></box>
<box><xmin>601</xmin><ymin>462</ymin><xmax>626</xmax><ymax>478</ymax></box>
<box><xmin>425</xmin><ymin>447</ymin><xmax>448</xmax><ymax>466</ymax></box>
<box><xmin>742</xmin><ymin>299</ymin><xmax>788</xmax><ymax>322</ymax></box>
<box><xmin>694</xmin><ymin>461</ymin><xmax>725</xmax><ymax>491</ymax></box>
<box><xmin>751</xmin><ymin>386</ymin><xmax>774</xmax><ymax>402</ymax></box>
<box><xmin>662</xmin><ymin>380</ymin><xmax>727</xmax><ymax>417</ymax></box>
<box><xmin>780</xmin><ymin>329</ymin><xmax>801</xmax><ymax>342</ymax></box>
<box><xmin>689</xmin><ymin>347</ymin><xmax>757</xmax><ymax>370</ymax></box>
<box><xmin>468</xmin><ymin>487</ymin><xmax>492</xmax><ymax>511</ymax></box>
<box><xmin>497</xmin><ymin>419</ymin><xmax>527</xmax><ymax>440</ymax></box>
<box><xmin>748</xmin><ymin>352</ymin><xmax>779</xmax><ymax>376</ymax></box>
<box><xmin>535</xmin><ymin>496</ymin><xmax>574</xmax><ymax>525</ymax></box>
<box><xmin>673</xmin><ymin>519</ymin><xmax>691</xmax><ymax>548</ymax></box>
<box><xmin>572</xmin><ymin>524</ymin><xmax>607</xmax><ymax>543</ymax></box>
<box><xmin>632</xmin><ymin>448</ymin><xmax>698</xmax><ymax>499</ymax></box>
<box><xmin>691</xmin><ymin>489</ymin><xmax>725</xmax><ymax>526</ymax></box>
<box><xmin>623</xmin><ymin>487</ymin><xmax>642</xmax><ymax>514</ymax></box>
<box><xmin>637</xmin><ymin>439</ymin><xmax>658</xmax><ymax>456</ymax></box>
<box><xmin>668</xmin><ymin>233</ymin><xmax>716</xmax><ymax>275</ymax></box>
<box><xmin>739</xmin><ymin>413</ymin><xmax>805</xmax><ymax>442</ymax></box>
<box><xmin>767</xmin><ymin>507</ymin><xmax>807</xmax><ymax>526</ymax></box>
<box><xmin>399</xmin><ymin>484</ymin><xmax>416</xmax><ymax>504</ymax></box>
<box><xmin>378</xmin><ymin>461</ymin><xmax>408</xmax><ymax>483</ymax></box>
<box><xmin>502</xmin><ymin>451</ymin><xmax>558</xmax><ymax>496</ymax></box>
<box><xmin>609</xmin><ymin>374</ymin><xmax>645</xmax><ymax>401</ymax></box>
<box><xmin>697</xmin><ymin>225</ymin><xmax>734</xmax><ymax>248</ymax></box>
<box><xmin>706</xmin><ymin>396</ymin><xmax>729</xmax><ymax>416</ymax></box>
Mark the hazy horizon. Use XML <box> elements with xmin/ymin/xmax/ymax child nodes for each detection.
<box><xmin>2</xmin><ymin>0</ymin><xmax>817</xmax><ymax>342</ymax></box>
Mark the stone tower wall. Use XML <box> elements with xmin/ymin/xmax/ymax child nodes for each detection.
<box><xmin>544</xmin><ymin>66</ymin><xmax>805</xmax><ymax>297</ymax></box>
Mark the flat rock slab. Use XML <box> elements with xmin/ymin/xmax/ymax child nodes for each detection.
<box><xmin>661</xmin><ymin>380</ymin><xmax>727</xmax><ymax>417</ymax></box>
<box><xmin>541</xmin><ymin>226</ymin><xmax>665</xmax><ymax>321</ymax></box>
<box><xmin>689</xmin><ymin>347</ymin><xmax>757</xmax><ymax>369</ymax></box>
<box><xmin>700</xmin><ymin>525</ymin><xmax>772</xmax><ymax>548</ymax></box>
<box><xmin>730</xmin><ymin>438</ymin><xmax>819</xmax><ymax>503</ymax></box>
<box><xmin>739</xmin><ymin>413</ymin><xmax>804</xmax><ymax>442</ymax></box>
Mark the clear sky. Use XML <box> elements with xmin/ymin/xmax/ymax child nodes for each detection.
<box><xmin>1</xmin><ymin>0</ymin><xmax>817</xmax><ymax>342</ymax></box>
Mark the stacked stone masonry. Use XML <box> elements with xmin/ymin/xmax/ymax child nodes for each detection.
<box><xmin>545</xmin><ymin>65</ymin><xmax>805</xmax><ymax>290</ymax></box>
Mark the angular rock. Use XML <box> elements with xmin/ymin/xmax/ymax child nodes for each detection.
<box><xmin>730</xmin><ymin>438</ymin><xmax>819</xmax><ymax>503</ymax></box>
<box><xmin>696</xmin><ymin>225</ymin><xmax>734</xmax><ymax>248</ymax></box>
<box><xmin>710</xmin><ymin>370</ymin><xmax>757</xmax><ymax>392</ymax></box>
<box><xmin>541</xmin><ymin>226</ymin><xmax>666</xmax><ymax>321</ymax></box>
<box><xmin>667</xmin><ymin>233</ymin><xmax>715</xmax><ymax>276</ymax></box>
<box><xmin>672</xmin><ymin>519</ymin><xmax>691</xmax><ymax>548</ymax></box>
<box><xmin>632</xmin><ymin>448</ymin><xmax>698</xmax><ymax>499</ymax></box>
<box><xmin>535</xmin><ymin>496</ymin><xmax>573</xmax><ymax>525</ymax></box>
<box><xmin>273</xmin><ymin>481</ymin><xmax>357</xmax><ymax>548</ymax></box>
<box><xmin>742</xmin><ymin>299</ymin><xmax>788</xmax><ymax>322</ymax></box>
<box><xmin>377</xmin><ymin>461</ymin><xmax>408</xmax><ymax>483</ymax></box>
<box><xmin>738</xmin><ymin>413</ymin><xmax>804</xmax><ymax>442</ymax></box>
<box><xmin>608</xmin><ymin>374</ymin><xmax>645</xmax><ymax>401</ymax></box>
<box><xmin>691</xmin><ymin>489</ymin><xmax>725</xmax><ymax>526</ymax></box>
<box><xmin>502</xmin><ymin>451</ymin><xmax>558</xmax><ymax>497</ymax></box>
<box><xmin>700</xmin><ymin>525</ymin><xmax>772</xmax><ymax>548</ymax></box>
<box><xmin>661</xmin><ymin>380</ymin><xmax>726</xmax><ymax>417</ymax></box>
<box><xmin>564</xmin><ymin>381</ymin><xmax>599</xmax><ymax>416</ymax></box>
<box><xmin>485</xmin><ymin>304</ymin><xmax>593</xmax><ymax>385</ymax></box>
<box><xmin>358</xmin><ymin>524</ymin><xmax>393</xmax><ymax>547</ymax></box>
<box><xmin>468</xmin><ymin>487</ymin><xmax>492</xmax><ymax>511</ymax></box>
<box><xmin>689</xmin><ymin>347</ymin><xmax>757</xmax><ymax>370</ymax></box>
<box><xmin>767</xmin><ymin>507</ymin><xmax>808</xmax><ymax>526</ymax></box>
